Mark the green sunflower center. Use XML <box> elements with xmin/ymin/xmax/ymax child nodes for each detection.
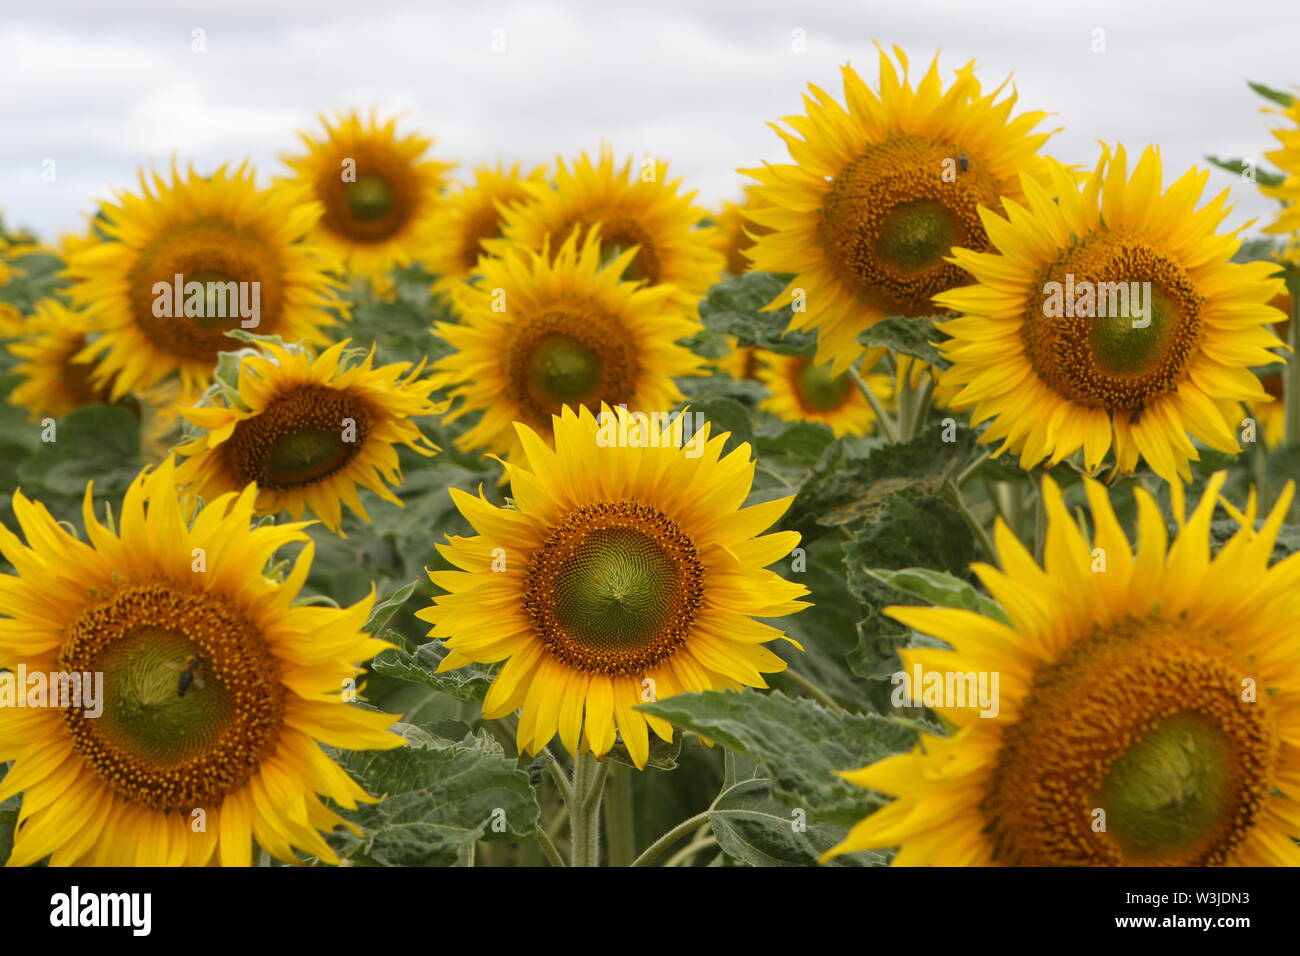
<box><xmin>819</xmin><ymin>133</ymin><xmax>1001</xmax><ymax>316</ymax></box>
<box><xmin>1097</xmin><ymin>711</ymin><xmax>1235</xmax><ymax>860</ymax></box>
<box><xmin>528</xmin><ymin>335</ymin><xmax>603</xmax><ymax>402</ymax></box>
<box><xmin>225</xmin><ymin>384</ymin><xmax>372</xmax><ymax>490</ymax></box>
<box><xmin>875</xmin><ymin>199</ymin><xmax>961</xmax><ymax>274</ymax></box>
<box><xmin>58</xmin><ymin>582</ymin><xmax>286</xmax><ymax>811</ymax></box>
<box><xmin>524</xmin><ymin>500</ymin><xmax>705</xmax><ymax>675</ymax></box>
<box><xmin>506</xmin><ymin>309</ymin><xmax>639</xmax><ymax>428</ymax></box>
<box><xmin>981</xmin><ymin>616</ymin><xmax>1274</xmax><ymax>866</ymax></box>
<box><xmin>794</xmin><ymin>357</ymin><xmax>854</xmax><ymax>413</ymax></box>
<box><xmin>1022</xmin><ymin>231</ymin><xmax>1205</xmax><ymax>416</ymax></box>
<box><xmin>346</xmin><ymin>173</ymin><xmax>395</xmax><ymax>222</ymax></box>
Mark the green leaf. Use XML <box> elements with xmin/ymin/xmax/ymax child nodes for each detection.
<box><xmin>697</xmin><ymin>272</ymin><xmax>816</xmax><ymax>356</ymax></box>
<box><xmin>858</xmin><ymin>315</ymin><xmax>949</xmax><ymax>369</ymax></box>
<box><xmin>685</xmin><ymin>396</ymin><xmax>754</xmax><ymax>456</ymax></box>
<box><xmin>370</xmin><ymin>638</ymin><xmax>495</xmax><ymax>703</ymax></box>
<box><xmin>858</xmin><ymin>567</ymin><xmax>1007</xmax><ymax>624</ymax></box>
<box><xmin>1248</xmin><ymin>80</ymin><xmax>1294</xmax><ymax>108</ymax></box>
<box><xmin>328</xmin><ymin>725</ymin><xmax>539</xmax><ymax>867</ymax></box>
<box><xmin>1205</xmin><ymin>155</ymin><xmax>1285</xmax><ymax>190</ymax></box>
<box><xmin>639</xmin><ymin>689</ymin><xmax>916</xmax><ymax>826</ymax></box>
<box><xmin>708</xmin><ymin>778</ymin><xmax>888</xmax><ymax>867</ymax></box>
<box><xmin>605</xmin><ymin>730</ymin><xmax>683</xmax><ymax>771</ymax></box>
<box><xmin>364</xmin><ymin>579</ymin><xmax>419</xmax><ymax>637</ymax></box>
<box><xmin>783</xmin><ymin>423</ymin><xmax>975</xmax><ymax>541</ymax></box>
<box><xmin>15</xmin><ymin>405</ymin><xmax>141</xmax><ymax>498</ymax></box>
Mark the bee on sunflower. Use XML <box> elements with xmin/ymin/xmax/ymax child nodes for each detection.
<box><xmin>743</xmin><ymin>45</ymin><xmax>1058</xmax><ymax>376</ymax></box>
<box><xmin>0</xmin><ymin>458</ymin><xmax>402</xmax><ymax>866</ymax></box>
<box><xmin>417</xmin><ymin>404</ymin><xmax>810</xmax><ymax>769</ymax></box>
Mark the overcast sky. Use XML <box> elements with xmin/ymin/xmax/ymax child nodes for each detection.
<box><xmin>3</xmin><ymin>0</ymin><xmax>1298</xmax><ymax>240</ymax></box>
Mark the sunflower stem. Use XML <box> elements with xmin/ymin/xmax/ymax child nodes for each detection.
<box><xmin>780</xmin><ymin>667</ymin><xmax>846</xmax><ymax>713</ymax></box>
<box><xmin>535</xmin><ymin>824</ymin><xmax>566</xmax><ymax>867</ymax></box>
<box><xmin>850</xmin><ymin>364</ymin><xmax>899</xmax><ymax>442</ymax></box>
<box><xmin>569</xmin><ymin>753</ymin><xmax>607</xmax><ymax>867</ymax></box>
<box><xmin>629</xmin><ymin>811</ymin><xmax>713</xmax><ymax>867</ymax></box>
<box><xmin>603</xmin><ymin>761</ymin><xmax>637</xmax><ymax>866</ymax></box>
<box><xmin>1284</xmin><ymin>273</ymin><xmax>1300</xmax><ymax>453</ymax></box>
<box><xmin>943</xmin><ymin>480</ymin><xmax>998</xmax><ymax>563</ymax></box>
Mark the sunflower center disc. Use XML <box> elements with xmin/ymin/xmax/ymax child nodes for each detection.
<box><xmin>578</xmin><ymin>216</ymin><xmax>662</xmax><ymax>285</ymax></box>
<box><xmin>1022</xmin><ymin>231</ymin><xmax>1205</xmax><ymax>415</ymax></box>
<box><xmin>226</xmin><ymin>384</ymin><xmax>372</xmax><ymax>489</ymax></box>
<box><xmin>795</xmin><ymin>357</ymin><xmax>854</xmax><ymax>412</ymax></box>
<box><xmin>524</xmin><ymin>500</ymin><xmax>705</xmax><ymax>675</ymax></box>
<box><xmin>346</xmin><ymin>173</ymin><xmax>396</xmax><ymax>222</ymax></box>
<box><xmin>819</xmin><ymin>133</ymin><xmax>1001</xmax><ymax>315</ymax></box>
<box><xmin>57</xmin><ymin>582</ymin><xmax>286</xmax><ymax>811</ymax></box>
<box><xmin>506</xmin><ymin>309</ymin><xmax>638</xmax><ymax>427</ymax></box>
<box><xmin>981</xmin><ymin>617</ymin><xmax>1274</xmax><ymax>866</ymax></box>
<box><xmin>131</xmin><ymin>219</ymin><xmax>283</xmax><ymax>362</ymax></box>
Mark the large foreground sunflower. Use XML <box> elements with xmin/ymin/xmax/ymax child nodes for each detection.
<box><xmin>281</xmin><ymin>110</ymin><xmax>454</xmax><ymax>286</ymax></box>
<box><xmin>936</xmin><ymin>145</ymin><xmax>1286</xmax><ymax>483</ymax></box>
<box><xmin>174</xmin><ymin>340</ymin><xmax>443</xmax><ymax>533</ymax></box>
<box><xmin>423</xmin><ymin>162</ymin><xmax>547</xmax><ymax>299</ymax></box>
<box><xmin>827</xmin><ymin>472</ymin><xmax>1300</xmax><ymax>866</ymax></box>
<box><xmin>743</xmin><ymin>46</ymin><xmax>1057</xmax><ymax>376</ymax></box>
<box><xmin>492</xmin><ymin>148</ymin><xmax>723</xmax><ymax>309</ymax></box>
<box><xmin>0</xmin><ymin>458</ymin><xmax>402</xmax><ymax>866</ymax></box>
<box><xmin>6</xmin><ymin>298</ymin><xmax>115</xmax><ymax>420</ymax></box>
<box><xmin>431</xmin><ymin>229</ymin><xmax>702</xmax><ymax>461</ymax></box>
<box><xmin>65</xmin><ymin>162</ymin><xmax>343</xmax><ymax>401</ymax></box>
<box><xmin>756</xmin><ymin>350</ymin><xmax>888</xmax><ymax>437</ymax></box>
<box><xmin>416</xmin><ymin>404</ymin><xmax>809</xmax><ymax>768</ymax></box>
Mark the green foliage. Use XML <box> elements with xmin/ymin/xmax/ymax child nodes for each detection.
<box><xmin>858</xmin><ymin>315</ymin><xmax>950</xmax><ymax>369</ymax></box>
<box><xmin>697</xmin><ymin>272</ymin><xmax>816</xmax><ymax>355</ymax></box>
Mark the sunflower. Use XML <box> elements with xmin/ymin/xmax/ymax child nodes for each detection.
<box><xmin>743</xmin><ymin>46</ymin><xmax>1057</xmax><ymax>376</ymax></box>
<box><xmin>423</xmin><ymin>162</ymin><xmax>547</xmax><ymax>298</ymax></box>
<box><xmin>1246</xmin><ymin>292</ymin><xmax>1291</xmax><ymax>448</ymax></box>
<box><xmin>936</xmin><ymin>145</ymin><xmax>1287</xmax><ymax>484</ymax></box>
<box><xmin>491</xmin><ymin>147</ymin><xmax>723</xmax><ymax>309</ymax></box>
<box><xmin>1261</xmin><ymin>96</ymin><xmax>1300</xmax><ymax>235</ymax></box>
<box><xmin>756</xmin><ymin>350</ymin><xmax>889</xmax><ymax>437</ymax></box>
<box><xmin>416</xmin><ymin>404</ymin><xmax>809</xmax><ymax>768</ymax></box>
<box><xmin>6</xmin><ymin>298</ymin><xmax>115</xmax><ymax>420</ymax></box>
<box><xmin>431</xmin><ymin>228</ymin><xmax>703</xmax><ymax>462</ymax></box>
<box><xmin>827</xmin><ymin>472</ymin><xmax>1300</xmax><ymax>866</ymax></box>
<box><xmin>281</xmin><ymin>110</ymin><xmax>454</xmax><ymax>286</ymax></box>
<box><xmin>714</xmin><ymin>336</ymin><xmax>761</xmax><ymax>381</ymax></box>
<box><xmin>173</xmin><ymin>340</ymin><xmax>443</xmax><ymax>533</ymax></box>
<box><xmin>0</xmin><ymin>458</ymin><xmax>402</xmax><ymax>866</ymax></box>
<box><xmin>714</xmin><ymin>186</ymin><xmax>770</xmax><ymax>277</ymax></box>
<box><xmin>65</xmin><ymin>162</ymin><xmax>343</xmax><ymax>402</ymax></box>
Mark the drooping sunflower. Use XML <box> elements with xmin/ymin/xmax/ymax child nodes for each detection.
<box><xmin>431</xmin><ymin>228</ymin><xmax>703</xmax><ymax>461</ymax></box>
<box><xmin>416</xmin><ymin>404</ymin><xmax>810</xmax><ymax>768</ymax></box>
<box><xmin>743</xmin><ymin>46</ymin><xmax>1057</xmax><ymax>376</ymax></box>
<box><xmin>756</xmin><ymin>350</ymin><xmax>889</xmax><ymax>437</ymax></box>
<box><xmin>0</xmin><ymin>458</ymin><xmax>402</xmax><ymax>866</ymax></box>
<box><xmin>423</xmin><ymin>162</ymin><xmax>547</xmax><ymax>298</ymax></box>
<box><xmin>936</xmin><ymin>145</ymin><xmax>1287</xmax><ymax>484</ymax></box>
<box><xmin>173</xmin><ymin>339</ymin><xmax>444</xmax><ymax>533</ymax></box>
<box><xmin>826</xmin><ymin>472</ymin><xmax>1300</xmax><ymax>866</ymax></box>
<box><xmin>491</xmin><ymin>147</ymin><xmax>723</xmax><ymax>309</ymax></box>
<box><xmin>6</xmin><ymin>297</ymin><xmax>116</xmax><ymax>420</ymax></box>
<box><xmin>65</xmin><ymin>162</ymin><xmax>343</xmax><ymax>402</ymax></box>
<box><xmin>281</xmin><ymin>110</ymin><xmax>454</xmax><ymax>286</ymax></box>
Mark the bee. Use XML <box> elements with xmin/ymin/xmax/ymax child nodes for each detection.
<box><xmin>167</xmin><ymin>655</ymin><xmax>207</xmax><ymax>698</ymax></box>
<box><xmin>957</xmin><ymin>151</ymin><xmax>970</xmax><ymax>173</ymax></box>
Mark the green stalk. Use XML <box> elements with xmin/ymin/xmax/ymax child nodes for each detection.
<box><xmin>850</xmin><ymin>364</ymin><xmax>899</xmax><ymax>442</ymax></box>
<box><xmin>569</xmin><ymin>753</ymin><xmax>607</xmax><ymax>867</ymax></box>
<box><xmin>602</xmin><ymin>762</ymin><xmax>636</xmax><ymax>867</ymax></box>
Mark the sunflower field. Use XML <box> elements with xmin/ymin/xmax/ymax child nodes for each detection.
<box><xmin>1</xmin><ymin>42</ymin><xmax>1300</xmax><ymax>879</ymax></box>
